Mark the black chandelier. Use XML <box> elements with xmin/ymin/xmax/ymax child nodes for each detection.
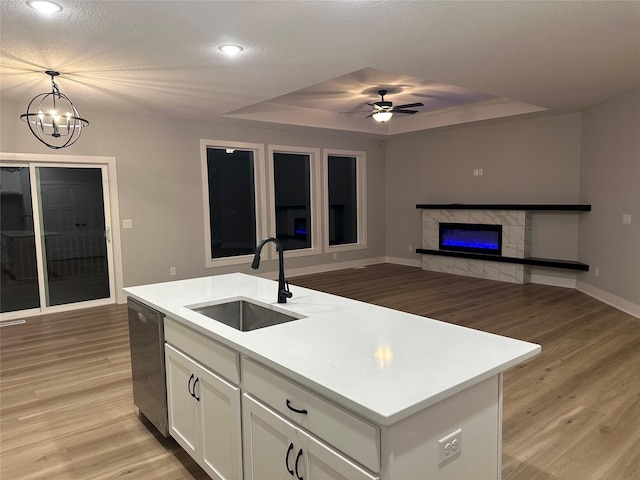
<box><xmin>20</xmin><ymin>70</ymin><xmax>89</xmax><ymax>149</ymax></box>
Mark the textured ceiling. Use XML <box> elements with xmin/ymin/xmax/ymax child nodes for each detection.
<box><xmin>1</xmin><ymin>1</ymin><xmax>639</xmax><ymax>135</ymax></box>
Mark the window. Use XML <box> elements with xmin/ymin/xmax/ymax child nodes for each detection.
<box><xmin>201</xmin><ymin>140</ymin><xmax>266</xmax><ymax>267</ymax></box>
<box><xmin>268</xmin><ymin>146</ymin><xmax>321</xmax><ymax>256</ymax></box>
<box><xmin>324</xmin><ymin>150</ymin><xmax>367</xmax><ymax>252</ymax></box>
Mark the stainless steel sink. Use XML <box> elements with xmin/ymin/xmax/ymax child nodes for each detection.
<box><xmin>190</xmin><ymin>299</ymin><xmax>304</xmax><ymax>332</ymax></box>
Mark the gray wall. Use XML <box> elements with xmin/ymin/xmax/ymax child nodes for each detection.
<box><xmin>384</xmin><ymin>113</ymin><xmax>583</xmax><ymax>270</ymax></box>
<box><xmin>3</xmin><ymin>92</ymin><xmax>638</xmax><ymax>310</ymax></box>
<box><xmin>1</xmin><ymin>102</ymin><xmax>386</xmax><ymax>287</ymax></box>
<box><xmin>578</xmin><ymin>88</ymin><xmax>640</xmax><ymax>306</ymax></box>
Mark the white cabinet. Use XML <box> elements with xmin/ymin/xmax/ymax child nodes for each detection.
<box><xmin>162</xmin><ymin>319</ymin><xmax>501</xmax><ymax>480</ymax></box>
<box><xmin>165</xmin><ymin>344</ymin><xmax>242</xmax><ymax>480</ymax></box>
<box><xmin>242</xmin><ymin>358</ymin><xmax>380</xmax><ymax>473</ymax></box>
<box><xmin>243</xmin><ymin>394</ymin><xmax>378</xmax><ymax>480</ymax></box>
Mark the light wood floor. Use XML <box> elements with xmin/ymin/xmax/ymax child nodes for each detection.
<box><xmin>1</xmin><ymin>264</ymin><xmax>638</xmax><ymax>479</ymax></box>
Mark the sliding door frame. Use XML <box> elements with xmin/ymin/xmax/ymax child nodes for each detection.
<box><xmin>0</xmin><ymin>152</ymin><xmax>124</xmax><ymax>320</ymax></box>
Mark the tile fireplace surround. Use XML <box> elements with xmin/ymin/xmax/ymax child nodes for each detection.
<box><xmin>422</xmin><ymin>208</ymin><xmax>532</xmax><ymax>284</ymax></box>
<box><xmin>418</xmin><ymin>204</ymin><xmax>591</xmax><ymax>283</ymax></box>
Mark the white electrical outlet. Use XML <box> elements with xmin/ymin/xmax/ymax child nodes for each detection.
<box><xmin>473</xmin><ymin>169</ymin><xmax>479</xmax><ymax>176</ymax></box>
<box><xmin>438</xmin><ymin>428</ymin><xmax>462</xmax><ymax>465</ymax></box>
<box><xmin>622</xmin><ymin>213</ymin><xmax>631</xmax><ymax>225</ymax></box>
<box><xmin>595</xmin><ymin>266</ymin><xmax>599</xmax><ymax>277</ymax></box>
<box><xmin>408</xmin><ymin>244</ymin><xmax>413</xmax><ymax>252</ymax></box>
<box><xmin>478</xmin><ymin>168</ymin><xmax>483</xmax><ymax>176</ymax></box>
<box><xmin>170</xmin><ymin>267</ymin><xmax>176</xmax><ymax>276</ymax></box>
<box><xmin>122</xmin><ymin>219</ymin><xmax>133</xmax><ymax>229</ymax></box>
<box><xmin>333</xmin><ymin>253</ymin><xmax>338</xmax><ymax>260</ymax></box>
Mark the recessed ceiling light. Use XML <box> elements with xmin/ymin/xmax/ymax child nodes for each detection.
<box><xmin>218</xmin><ymin>44</ymin><xmax>244</xmax><ymax>56</ymax></box>
<box><xmin>28</xmin><ymin>1</ymin><xmax>62</xmax><ymax>14</ymax></box>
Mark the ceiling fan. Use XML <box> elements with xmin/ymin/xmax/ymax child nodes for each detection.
<box><xmin>367</xmin><ymin>89</ymin><xmax>424</xmax><ymax>122</ymax></box>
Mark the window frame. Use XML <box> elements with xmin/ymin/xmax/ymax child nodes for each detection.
<box><xmin>200</xmin><ymin>139</ymin><xmax>267</xmax><ymax>268</ymax></box>
<box><xmin>323</xmin><ymin>149</ymin><xmax>367</xmax><ymax>253</ymax></box>
<box><xmin>267</xmin><ymin>145</ymin><xmax>322</xmax><ymax>259</ymax></box>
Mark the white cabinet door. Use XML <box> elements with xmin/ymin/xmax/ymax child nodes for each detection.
<box><xmin>243</xmin><ymin>394</ymin><xmax>298</xmax><ymax>480</ymax></box>
<box><xmin>243</xmin><ymin>394</ymin><xmax>378</xmax><ymax>480</ymax></box>
<box><xmin>300</xmin><ymin>429</ymin><xmax>379</xmax><ymax>480</ymax></box>
<box><xmin>166</xmin><ymin>344</ymin><xmax>243</xmax><ymax>480</ymax></box>
<box><xmin>199</xmin><ymin>364</ymin><xmax>242</xmax><ymax>480</ymax></box>
<box><xmin>165</xmin><ymin>345</ymin><xmax>199</xmax><ymax>457</ymax></box>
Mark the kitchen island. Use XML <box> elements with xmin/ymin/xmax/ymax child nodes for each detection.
<box><xmin>125</xmin><ymin>273</ymin><xmax>540</xmax><ymax>480</ymax></box>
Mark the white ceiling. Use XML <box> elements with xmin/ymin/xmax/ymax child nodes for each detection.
<box><xmin>1</xmin><ymin>1</ymin><xmax>639</xmax><ymax>136</ymax></box>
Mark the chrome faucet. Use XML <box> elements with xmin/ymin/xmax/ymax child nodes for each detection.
<box><xmin>251</xmin><ymin>237</ymin><xmax>293</xmax><ymax>304</ymax></box>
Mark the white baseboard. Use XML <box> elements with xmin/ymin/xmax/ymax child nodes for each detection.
<box><xmin>384</xmin><ymin>256</ymin><xmax>422</xmax><ymax>268</ymax></box>
<box><xmin>529</xmin><ymin>270</ymin><xmax>577</xmax><ymax>289</ymax></box>
<box><xmin>283</xmin><ymin>257</ymin><xmax>388</xmax><ymax>279</ymax></box>
<box><xmin>576</xmin><ymin>281</ymin><xmax>640</xmax><ymax>319</ymax></box>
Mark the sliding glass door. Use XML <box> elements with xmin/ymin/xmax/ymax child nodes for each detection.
<box><xmin>0</xmin><ymin>166</ymin><xmax>40</xmax><ymax>312</ymax></box>
<box><xmin>0</xmin><ymin>163</ymin><xmax>114</xmax><ymax>315</ymax></box>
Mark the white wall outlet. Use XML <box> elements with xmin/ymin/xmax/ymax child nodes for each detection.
<box><xmin>170</xmin><ymin>267</ymin><xmax>177</xmax><ymax>276</ymax></box>
<box><xmin>595</xmin><ymin>266</ymin><xmax>599</xmax><ymax>277</ymax></box>
<box><xmin>438</xmin><ymin>428</ymin><xmax>462</xmax><ymax>465</ymax></box>
<box><xmin>623</xmin><ymin>213</ymin><xmax>631</xmax><ymax>225</ymax></box>
<box><xmin>408</xmin><ymin>244</ymin><xmax>413</xmax><ymax>252</ymax></box>
<box><xmin>333</xmin><ymin>253</ymin><xmax>338</xmax><ymax>260</ymax></box>
<box><xmin>473</xmin><ymin>169</ymin><xmax>479</xmax><ymax>176</ymax></box>
<box><xmin>478</xmin><ymin>168</ymin><xmax>483</xmax><ymax>176</ymax></box>
<box><xmin>122</xmin><ymin>219</ymin><xmax>133</xmax><ymax>229</ymax></box>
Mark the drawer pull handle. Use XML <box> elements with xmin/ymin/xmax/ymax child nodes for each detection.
<box><xmin>193</xmin><ymin>377</ymin><xmax>200</xmax><ymax>401</ymax></box>
<box><xmin>295</xmin><ymin>448</ymin><xmax>304</xmax><ymax>480</ymax></box>
<box><xmin>286</xmin><ymin>399</ymin><xmax>308</xmax><ymax>415</ymax></box>
<box><xmin>285</xmin><ymin>442</ymin><xmax>294</xmax><ymax>475</ymax></box>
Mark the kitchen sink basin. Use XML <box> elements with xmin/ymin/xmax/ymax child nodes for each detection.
<box><xmin>190</xmin><ymin>299</ymin><xmax>304</xmax><ymax>332</ymax></box>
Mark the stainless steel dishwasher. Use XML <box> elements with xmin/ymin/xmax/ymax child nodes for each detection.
<box><xmin>127</xmin><ymin>297</ymin><xmax>169</xmax><ymax>437</ymax></box>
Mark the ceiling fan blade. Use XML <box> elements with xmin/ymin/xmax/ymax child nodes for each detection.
<box><xmin>393</xmin><ymin>109</ymin><xmax>419</xmax><ymax>114</ymax></box>
<box><xmin>340</xmin><ymin>109</ymin><xmax>373</xmax><ymax>114</ymax></box>
<box><xmin>393</xmin><ymin>102</ymin><xmax>424</xmax><ymax>109</ymax></box>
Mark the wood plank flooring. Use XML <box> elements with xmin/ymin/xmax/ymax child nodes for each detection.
<box><xmin>1</xmin><ymin>263</ymin><xmax>638</xmax><ymax>479</ymax></box>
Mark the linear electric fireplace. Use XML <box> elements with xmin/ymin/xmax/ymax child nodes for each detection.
<box><xmin>439</xmin><ymin>223</ymin><xmax>502</xmax><ymax>256</ymax></box>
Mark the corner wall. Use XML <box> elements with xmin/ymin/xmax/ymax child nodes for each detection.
<box><xmin>384</xmin><ymin>113</ymin><xmax>583</xmax><ymax>285</ymax></box>
<box><xmin>577</xmin><ymin>88</ymin><xmax>640</xmax><ymax>316</ymax></box>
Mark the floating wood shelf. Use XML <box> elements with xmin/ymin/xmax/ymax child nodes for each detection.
<box><xmin>416</xmin><ymin>204</ymin><xmax>591</xmax><ymax>211</ymax></box>
<box><xmin>416</xmin><ymin>248</ymin><xmax>589</xmax><ymax>271</ymax></box>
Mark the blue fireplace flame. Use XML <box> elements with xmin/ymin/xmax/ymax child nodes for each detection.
<box><xmin>439</xmin><ymin>223</ymin><xmax>502</xmax><ymax>255</ymax></box>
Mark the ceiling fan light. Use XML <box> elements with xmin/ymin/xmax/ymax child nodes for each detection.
<box><xmin>28</xmin><ymin>1</ymin><xmax>62</xmax><ymax>14</ymax></box>
<box><xmin>372</xmin><ymin>111</ymin><xmax>393</xmax><ymax>123</ymax></box>
<box><xmin>218</xmin><ymin>44</ymin><xmax>244</xmax><ymax>56</ymax></box>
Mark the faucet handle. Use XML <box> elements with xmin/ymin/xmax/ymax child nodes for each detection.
<box><xmin>281</xmin><ymin>281</ymin><xmax>293</xmax><ymax>299</ymax></box>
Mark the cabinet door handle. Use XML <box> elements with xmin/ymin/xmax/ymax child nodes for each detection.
<box><xmin>285</xmin><ymin>442</ymin><xmax>294</xmax><ymax>476</ymax></box>
<box><xmin>295</xmin><ymin>448</ymin><xmax>304</xmax><ymax>480</ymax></box>
<box><xmin>193</xmin><ymin>377</ymin><xmax>200</xmax><ymax>401</ymax></box>
<box><xmin>286</xmin><ymin>399</ymin><xmax>308</xmax><ymax>415</ymax></box>
<box><xmin>188</xmin><ymin>373</ymin><xmax>195</xmax><ymax>397</ymax></box>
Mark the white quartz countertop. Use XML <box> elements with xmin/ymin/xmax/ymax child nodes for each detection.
<box><xmin>125</xmin><ymin>273</ymin><xmax>540</xmax><ymax>426</ymax></box>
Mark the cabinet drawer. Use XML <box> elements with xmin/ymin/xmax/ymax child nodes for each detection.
<box><xmin>165</xmin><ymin>317</ymin><xmax>239</xmax><ymax>384</ymax></box>
<box><xmin>243</xmin><ymin>358</ymin><xmax>380</xmax><ymax>473</ymax></box>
